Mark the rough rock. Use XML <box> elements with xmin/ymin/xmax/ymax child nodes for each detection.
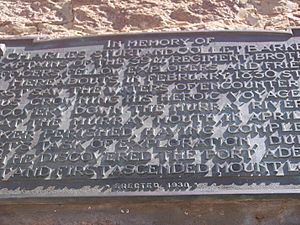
<box><xmin>0</xmin><ymin>0</ymin><xmax>299</xmax><ymax>38</ymax></box>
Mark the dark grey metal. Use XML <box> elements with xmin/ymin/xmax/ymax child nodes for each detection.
<box><xmin>1</xmin><ymin>29</ymin><xmax>300</xmax><ymax>199</ymax></box>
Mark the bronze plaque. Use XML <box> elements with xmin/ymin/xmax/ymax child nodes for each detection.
<box><xmin>1</xmin><ymin>30</ymin><xmax>300</xmax><ymax>198</ymax></box>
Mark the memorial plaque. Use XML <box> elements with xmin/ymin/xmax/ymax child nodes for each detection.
<box><xmin>1</xmin><ymin>29</ymin><xmax>300</xmax><ymax>199</ymax></box>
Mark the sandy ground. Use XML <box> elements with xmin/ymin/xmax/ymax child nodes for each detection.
<box><xmin>0</xmin><ymin>0</ymin><xmax>299</xmax><ymax>38</ymax></box>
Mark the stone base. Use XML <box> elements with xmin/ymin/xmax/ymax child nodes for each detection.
<box><xmin>0</xmin><ymin>196</ymin><xmax>299</xmax><ymax>225</ymax></box>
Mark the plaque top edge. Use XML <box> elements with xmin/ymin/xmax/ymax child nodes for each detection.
<box><xmin>0</xmin><ymin>27</ymin><xmax>299</xmax><ymax>44</ymax></box>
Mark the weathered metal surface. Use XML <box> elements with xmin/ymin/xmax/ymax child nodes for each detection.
<box><xmin>1</xmin><ymin>29</ymin><xmax>300</xmax><ymax>198</ymax></box>
<box><xmin>1</xmin><ymin>196</ymin><xmax>300</xmax><ymax>225</ymax></box>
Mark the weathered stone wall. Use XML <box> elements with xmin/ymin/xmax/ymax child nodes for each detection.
<box><xmin>1</xmin><ymin>2</ymin><xmax>300</xmax><ymax>225</ymax></box>
<box><xmin>0</xmin><ymin>0</ymin><xmax>299</xmax><ymax>38</ymax></box>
